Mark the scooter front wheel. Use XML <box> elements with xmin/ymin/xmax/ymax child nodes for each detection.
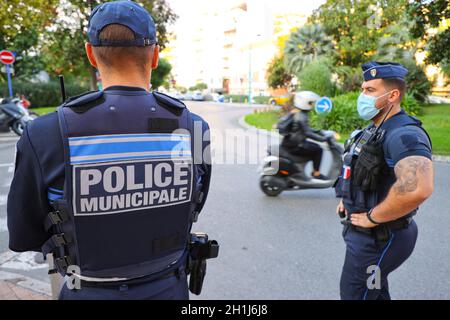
<box><xmin>259</xmin><ymin>176</ymin><xmax>284</xmax><ymax>197</ymax></box>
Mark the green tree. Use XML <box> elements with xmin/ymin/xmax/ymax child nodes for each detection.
<box><xmin>267</xmin><ymin>55</ymin><xmax>292</xmax><ymax>89</ymax></box>
<box><xmin>409</xmin><ymin>0</ymin><xmax>450</xmax><ymax>76</ymax></box>
<box><xmin>189</xmin><ymin>83</ymin><xmax>208</xmax><ymax>91</ymax></box>
<box><xmin>284</xmin><ymin>24</ymin><xmax>334</xmax><ymax>75</ymax></box>
<box><xmin>42</xmin><ymin>0</ymin><xmax>178</xmax><ymax>90</ymax></box>
<box><xmin>0</xmin><ymin>0</ymin><xmax>59</xmax><ymax>82</ymax></box>
<box><xmin>373</xmin><ymin>16</ymin><xmax>418</xmax><ymax>62</ymax></box>
<box><xmin>151</xmin><ymin>58</ymin><xmax>172</xmax><ymax>89</ymax></box>
<box><xmin>297</xmin><ymin>58</ymin><xmax>336</xmax><ymax>97</ymax></box>
<box><xmin>311</xmin><ymin>0</ymin><xmax>409</xmax><ymax>68</ymax></box>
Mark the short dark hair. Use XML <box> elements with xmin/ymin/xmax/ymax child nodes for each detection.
<box><xmin>382</xmin><ymin>78</ymin><xmax>407</xmax><ymax>100</ymax></box>
<box><xmin>92</xmin><ymin>24</ymin><xmax>154</xmax><ymax>69</ymax></box>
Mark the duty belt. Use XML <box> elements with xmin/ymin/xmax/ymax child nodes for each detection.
<box><xmin>77</xmin><ymin>267</ymin><xmax>184</xmax><ymax>289</ymax></box>
<box><xmin>343</xmin><ymin>216</ymin><xmax>413</xmax><ymax>235</ymax></box>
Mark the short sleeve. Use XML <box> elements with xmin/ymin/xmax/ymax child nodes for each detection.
<box><xmin>384</xmin><ymin>126</ymin><xmax>432</xmax><ymax>166</ymax></box>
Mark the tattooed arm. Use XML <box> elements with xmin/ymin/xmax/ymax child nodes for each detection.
<box><xmin>369</xmin><ymin>156</ymin><xmax>434</xmax><ymax>223</ymax></box>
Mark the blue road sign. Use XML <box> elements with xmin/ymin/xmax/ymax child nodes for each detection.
<box><xmin>315</xmin><ymin>97</ymin><xmax>333</xmax><ymax>114</ymax></box>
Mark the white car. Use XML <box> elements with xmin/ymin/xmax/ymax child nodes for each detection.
<box><xmin>192</xmin><ymin>91</ymin><xmax>204</xmax><ymax>101</ymax></box>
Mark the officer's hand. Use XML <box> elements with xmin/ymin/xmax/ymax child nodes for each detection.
<box><xmin>336</xmin><ymin>200</ymin><xmax>347</xmax><ymax>217</ymax></box>
<box><xmin>350</xmin><ymin>212</ymin><xmax>377</xmax><ymax>228</ymax></box>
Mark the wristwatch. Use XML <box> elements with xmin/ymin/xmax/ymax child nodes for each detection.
<box><xmin>367</xmin><ymin>208</ymin><xmax>381</xmax><ymax>225</ymax></box>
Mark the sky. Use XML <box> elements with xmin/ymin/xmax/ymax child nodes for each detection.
<box><xmin>166</xmin><ymin>0</ymin><xmax>327</xmax><ymax>35</ymax></box>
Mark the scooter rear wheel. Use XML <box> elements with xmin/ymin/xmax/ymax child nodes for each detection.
<box><xmin>260</xmin><ymin>178</ymin><xmax>283</xmax><ymax>197</ymax></box>
<box><xmin>11</xmin><ymin>120</ymin><xmax>25</xmax><ymax>136</ymax></box>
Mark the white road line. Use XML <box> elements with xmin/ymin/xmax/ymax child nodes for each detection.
<box><xmin>0</xmin><ymin>217</ymin><xmax>6</xmax><ymax>232</ymax></box>
<box><xmin>0</xmin><ymin>163</ymin><xmax>13</xmax><ymax>167</ymax></box>
<box><xmin>0</xmin><ymin>195</ymin><xmax>7</xmax><ymax>206</ymax></box>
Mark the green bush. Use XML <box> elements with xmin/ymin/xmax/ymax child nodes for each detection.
<box><xmin>297</xmin><ymin>58</ymin><xmax>336</xmax><ymax>97</ymax></box>
<box><xmin>309</xmin><ymin>91</ymin><xmax>423</xmax><ymax>133</ymax></box>
<box><xmin>0</xmin><ymin>81</ymin><xmax>89</xmax><ymax>108</ymax></box>
<box><xmin>254</xmin><ymin>96</ymin><xmax>271</xmax><ymax>104</ymax></box>
<box><xmin>402</xmin><ymin>59</ymin><xmax>432</xmax><ymax>103</ymax></box>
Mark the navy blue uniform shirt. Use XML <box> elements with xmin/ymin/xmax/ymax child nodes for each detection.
<box><xmin>373</xmin><ymin>110</ymin><xmax>432</xmax><ymax>203</ymax></box>
<box><xmin>7</xmin><ymin>86</ymin><xmax>211</xmax><ymax>252</ymax></box>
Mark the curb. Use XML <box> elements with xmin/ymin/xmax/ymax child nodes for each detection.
<box><xmin>238</xmin><ymin>115</ymin><xmax>280</xmax><ymax>139</ymax></box>
<box><xmin>239</xmin><ymin>115</ymin><xmax>450</xmax><ymax>163</ymax></box>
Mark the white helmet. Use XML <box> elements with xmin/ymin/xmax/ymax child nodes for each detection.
<box><xmin>293</xmin><ymin>91</ymin><xmax>321</xmax><ymax>111</ymax></box>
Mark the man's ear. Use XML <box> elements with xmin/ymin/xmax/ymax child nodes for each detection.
<box><xmin>388</xmin><ymin>89</ymin><xmax>401</xmax><ymax>103</ymax></box>
<box><xmin>85</xmin><ymin>43</ymin><xmax>98</xmax><ymax>68</ymax></box>
<box><xmin>151</xmin><ymin>45</ymin><xmax>159</xmax><ymax>70</ymax></box>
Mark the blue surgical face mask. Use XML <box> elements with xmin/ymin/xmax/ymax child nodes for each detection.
<box><xmin>357</xmin><ymin>91</ymin><xmax>392</xmax><ymax>121</ymax></box>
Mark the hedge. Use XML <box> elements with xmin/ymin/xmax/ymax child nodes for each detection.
<box><xmin>0</xmin><ymin>81</ymin><xmax>89</xmax><ymax>108</ymax></box>
<box><xmin>224</xmin><ymin>94</ymin><xmax>270</xmax><ymax>104</ymax></box>
<box><xmin>309</xmin><ymin>91</ymin><xmax>422</xmax><ymax>133</ymax></box>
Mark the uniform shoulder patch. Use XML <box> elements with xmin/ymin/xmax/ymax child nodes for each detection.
<box><xmin>64</xmin><ymin>91</ymin><xmax>104</xmax><ymax>110</ymax></box>
<box><xmin>153</xmin><ymin>91</ymin><xmax>186</xmax><ymax>115</ymax></box>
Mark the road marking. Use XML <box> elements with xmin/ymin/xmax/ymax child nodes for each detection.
<box><xmin>0</xmin><ymin>163</ymin><xmax>13</xmax><ymax>167</ymax></box>
<box><xmin>0</xmin><ymin>195</ymin><xmax>7</xmax><ymax>206</ymax></box>
<box><xmin>0</xmin><ymin>137</ymin><xmax>18</xmax><ymax>142</ymax></box>
<box><xmin>0</xmin><ymin>251</ymin><xmax>48</xmax><ymax>270</ymax></box>
<box><xmin>0</xmin><ymin>163</ymin><xmax>14</xmax><ymax>173</ymax></box>
<box><xmin>0</xmin><ymin>217</ymin><xmax>6</xmax><ymax>232</ymax></box>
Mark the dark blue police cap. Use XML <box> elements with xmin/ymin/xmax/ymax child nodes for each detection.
<box><xmin>88</xmin><ymin>0</ymin><xmax>157</xmax><ymax>47</ymax></box>
<box><xmin>362</xmin><ymin>61</ymin><xmax>409</xmax><ymax>82</ymax></box>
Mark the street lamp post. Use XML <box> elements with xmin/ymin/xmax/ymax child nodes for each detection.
<box><xmin>248</xmin><ymin>34</ymin><xmax>261</xmax><ymax>105</ymax></box>
<box><xmin>248</xmin><ymin>43</ymin><xmax>252</xmax><ymax>105</ymax></box>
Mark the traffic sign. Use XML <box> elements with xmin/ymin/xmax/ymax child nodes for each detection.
<box><xmin>1</xmin><ymin>65</ymin><xmax>14</xmax><ymax>74</ymax></box>
<box><xmin>0</xmin><ymin>50</ymin><xmax>15</xmax><ymax>65</ymax></box>
<box><xmin>315</xmin><ymin>97</ymin><xmax>333</xmax><ymax>114</ymax></box>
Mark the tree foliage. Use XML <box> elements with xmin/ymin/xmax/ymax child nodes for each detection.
<box><xmin>409</xmin><ymin>0</ymin><xmax>450</xmax><ymax>75</ymax></box>
<box><xmin>0</xmin><ymin>0</ymin><xmax>59</xmax><ymax>82</ymax></box>
<box><xmin>267</xmin><ymin>55</ymin><xmax>292</xmax><ymax>89</ymax></box>
<box><xmin>310</xmin><ymin>0</ymin><xmax>409</xmax><ymax>68</ymax></box>
<box><xmin>284</xmin><ymin>24</ymin><xmax>333</xmax><ymax>75</ymax></box>
<box><xmin>151</xmin><ymin>57</ymin><xmax>172</xmax><ymax>89</ymax></box>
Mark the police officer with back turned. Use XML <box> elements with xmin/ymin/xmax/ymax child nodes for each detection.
<box><xmin>335</xmin><ymin>61</ymin><xmax>434</xmax><ymax>300</ymax></box>
<box><xmin>7</xmin><ymin>0</ymin><xmax>218</xmax><ymax>300</ymax></box>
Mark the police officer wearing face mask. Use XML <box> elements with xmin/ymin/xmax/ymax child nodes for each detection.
<box><xmin>334</xmin><ymin>61</ymin><xmax>434</xmax><ymax>300</ymax></box>
<box><xmin>7</xmin><ymin>0</ymin><xmax>216</xmax><ymax>300</ymax></box>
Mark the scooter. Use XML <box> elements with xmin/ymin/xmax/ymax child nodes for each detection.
<box><xmin>0</xmin><ymin>98</ymin><xmax>36</xmax><ymax>136</ymax></box>
<box><xmin>259</xmin><ymin>130</ymin><xmax>344</xmax><ymax>197</ymax></box>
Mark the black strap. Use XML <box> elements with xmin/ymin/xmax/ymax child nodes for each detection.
<box><xmin>44</xmin><ymin>210</ymin><xmax>69</xmax><ymax>232</ymax></box>
<box><xmin>48</xmin><ymin>255</ymin><xmax>73</xmax><ymax>275</ymax></box>
<box><xmin>384</xmin><ymin>217</ymin><xmax>413</xmax><ymax>230</ymax></box>
<box><xmin>42</xmin><ymin>233</ymin><xmax>73</xmax><ymax>256</ymax></box>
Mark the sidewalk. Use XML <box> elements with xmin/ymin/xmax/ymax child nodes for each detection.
<box><xmin>0</xmin><ymin>270</ymin><xmax>52</xmax><ymax>300</ymax></box>
<box><xmin>0</xmin><ymin>279</ymin><xmax>50</xmax><ymax>300</ymax></box>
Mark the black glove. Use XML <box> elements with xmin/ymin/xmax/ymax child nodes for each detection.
<box><xmin>352</xmin><ymin>142</ymin><xmax>385</xmax><ymax>191</ymax></box>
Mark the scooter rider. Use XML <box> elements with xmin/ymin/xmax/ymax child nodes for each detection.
<box><xmin>279</xmin><ymin>91</ymin><xmax>332</xmax><ymax>180</ymax></box>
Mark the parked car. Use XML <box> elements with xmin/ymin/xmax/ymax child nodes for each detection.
<box><xmin>211</xmin><ymin>93</ymin><xmax>225</xmax><ymax>103</ymax></box>
<box><xmin>192</xmin><ymin>91</ymin><xmax>204</xmax><ymax>101</ymax></box>
<box><xmin>268</xmin><ymin>93</ymin><xmax>292</xmax><ymax>107</ymax></box>
<box><xmin>184</xmin><ymin>92</ymin><xmax>194</xmax><ymax>101</ymax></box>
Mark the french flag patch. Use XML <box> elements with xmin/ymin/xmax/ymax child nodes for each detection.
<box><xmin>343</xmin><ymin>166</ymin><xmax>351</xmax><ymax>180</ymax></box>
